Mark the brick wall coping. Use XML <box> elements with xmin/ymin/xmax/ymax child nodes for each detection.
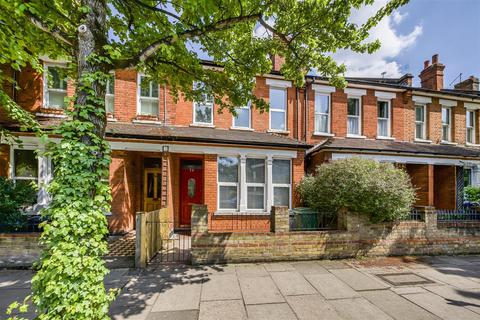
<box><xmin>0</xmin><ymin>233</ymin><xmax>40</xmax><ymax>238</ymax></box>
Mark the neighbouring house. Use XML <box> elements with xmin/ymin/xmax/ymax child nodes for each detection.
<box><xmin>1</xmin><ymin>54</ymin><xmax>480</xmax><ymax>235</ymax></box>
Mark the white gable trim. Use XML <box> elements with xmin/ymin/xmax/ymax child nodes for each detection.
<box><xmin>265</xmin><ymin>78</ymin><xmax>292</xmax><ymax>88</ymax></box>
<box><xmin>375</xmin><ymin>91</ymin><xmax>396</xmax><ymax>100</ymax></box>
<box><xmin>465</xmin><ymin>102</ymin><xmax>480</xmax><ymax>110</ymax></box>
<box><xmin>412</xmin><ymin>95</ymin><xmax>432</xmax><ymax>104</ymax></box>
<box><xmin>344</xmin><ymin>88</ymin><xmax>366</xmax><ymax>97</ymax></box>
<box><xmin>439</xmin><ymin>99</ymin><xmax>457</xmax><ymax>107</ymax></box>
<box><xmin>312</xmin><ymin>84</ymin><xmax>336</xmax><ymax>94</ymax></box>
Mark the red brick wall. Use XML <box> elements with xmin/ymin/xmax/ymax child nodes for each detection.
<box><xmin>331</xmin><ymin>89</ymin><xmax>348</xmax><ymax>138</ymax></box>
<box><xmin>362</xmin><ymin>90</ymin><xmax>377</xmax><ymax>138</ymax></box>
<box><xmin>434</xmin><ymin>165</ymin><xmax>456</xmax><ymax>210</ymax></box>
<box><xmin>427</xmin><ymin>98</ymin><xmax>442</xmax><ymax>143</ymax></box>
<box><xmin>0</xmin><ymin>144</ymin><xmax>9</xmax><ymax>177</ymax></box>
<box><xmin>113</xmin><ymin>70</ymin><xmax>138</xmax><ymax>121</ymax></box>
<box><xmin>453</xmin><ymin>101</ymin><xmax>466</xmax><ymax>144</ymax></box>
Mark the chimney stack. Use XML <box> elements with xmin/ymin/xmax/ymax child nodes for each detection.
<box><xmin>419</xmin><ymin>54</ymin><xmax>445</xmax><ymax>91</ymax></box>
<box><xmin>271</xmin><ymin>54</ymin><xmax>285</xmax><ymax>72</ymax></box>
<box><xmin>454</xmin><ymin>76</ymin><xmax>479</xmax><ymax>92</ymax></box>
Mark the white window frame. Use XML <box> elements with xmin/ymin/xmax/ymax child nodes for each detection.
<box><xmin>245</xmin><ymin>157</ymin><xmax>266</xmax><ymax>212</ymax></box>
<box><xmin>137</xmin><ymin>74</ymin><xmax>159</xmax><ymax>116</ymax></box>
<box><xmin>269</xmin><ymin>86</ymin><xmax>287</xmax><ymax>132</ymax></box>
<box><xmin>192</xmin><ymin>85</ymin><xmax>214</xmax><ymax>125</ymax></box>
<box><xmin>347</xmin><ymin>96</ymin><xmax>362</xmax><ymax>136</ymax></box>
<box><xmin>105</xmin><ymin>72</ymin><xmax>115</xmax><ymax>114</ymax></box>
<box><xmin>272</xmin><ymin>158</ymin><xmax>291</xmax><ymax>209</ymax></box>
<box><xmin>43</xmin><ymin>63</ymin><xmax>67</xmax><ymax>109</ymax></box>
<box><xmin>377</xmin><ymin>99</ymin><xmax>391</xmax><ymax>138</ymax></box>
<box><xmin>217</xmin><ymin>156</ymin><xmax>240</xmax><ymax>211</ymax></box>
<box><xmin>466</xmin><ymin>110</ymin><xmax>476</xmax><ymax>144</ymax></box>
<box><xmin>415</xmin><ymin>104</ymin><xmax>427</xmax><ymax>140</ymax></box>
<box><xmin>441</xmin><ymin>106</ymin><xmax>452</xmax><ymax>142</ymax></box>
<box><xmin>314</xmin><ymin>93</ymin><xmax>331</xmax><ymax>134</ymax></box>
<box><xmin>232</xmin><ymin>103</ymin><xmax>251</xmax><ymax>129</ymax></box>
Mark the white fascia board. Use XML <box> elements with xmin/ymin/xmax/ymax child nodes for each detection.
<box><xmin>331</xmin><ymin>152</ymin><xmax>480</xmax><ymax>166</ymax></box>
<box><xmin>311</xmin><ymin>84</ymin><xmax>336</xmax><ymax>94</ymax></box>
<box><xmin>412</xmin><ymin>95</ymin><xmax>432</xmax><ymax>104</ymax></box>
<box><xmin>375</xmin><ymin>91</ymin><xmax>396</xmax><ymax>100</ymax></box>
<box><xmin>265</xmin><ymin>78</ymin><xmax>292</xmax><ymax>88</ymax></box>
<box><xmin>439</xmin><ymin>99</ymin><xmax>457</xmax><ymax>107</ymax></box>
<box><xmin>344</xmin><ymin>88</ymin><xmax>366</xmax><ymax>97</ymax></box>
<box><xmin>465</xmin><ymin>102</ymin><xmax>480</xmax><ymax>110</ymax></box>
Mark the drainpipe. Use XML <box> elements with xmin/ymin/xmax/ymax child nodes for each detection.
<box><xmin>295</xmin><ymin>87</ymin><xmax>299</xmax><ymax>139</ymax></box>
<box><xmin>303</xmin><ymin>78</ymin><xmax>314</xmax><ymax>141</ymax></box>
<box><xmin>163</xmin><ymin>84</ymin><xmax>167</xmax><ymax>125</ymax></box>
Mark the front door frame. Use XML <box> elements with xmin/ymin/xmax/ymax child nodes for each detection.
<box><xmin>143</xmin><ymin>167</ymin><xmax>163</xmax><ymax>212</ymax></box>
<box><xmin>178</xmin><ymin>157</ymin><xmax>204</xmax><ymax>228</ymax></box>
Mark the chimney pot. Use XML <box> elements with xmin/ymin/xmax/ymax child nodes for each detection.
<box><xmin>424</xmin><ymin>60</ymin><xmax>430</xmax><ymax>69</ymax></box>
<box><xmin>432</xmin><ymin>54</ymin><xmax>439</xmax><ymax>64</ymax></box>
<box><xmin>419</xmin><ymin>54</ymin><xmax>444</xmax><ymax>91</ymax></box>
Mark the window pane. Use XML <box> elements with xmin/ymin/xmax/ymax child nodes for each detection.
<box><xmin>48</xmin><ymin>90</ymin><xmax>66</xmax><ymax>108</ymax></box>
<box><xmin>48</xmin><ymin>67</ymin><xmax>67</xmax><ymax>89</ymax></box>
<box><xmin>270</xmin><ymin>111</ymin><xmax>286</xmax><ymax>130</ymax></box>
<box><xmin>315</xmin><ymin>94</ymin><xmax>329</xmax><ymax>114</ymax></box>
<box><xmin>415</xmin><ymin>123</ymin><xmax>424</xmax><ymax>139</ymax></box>
<box><xmin>347</xmin><ymin>117</ymin><xmax>359</xmax><ymax>135</ymax></box>
<box><xmin>156</xmin><ymin>173</ymin><xmax>162</xmax><ymax>199</ymax></box>
<box><xmin>219</xmin><ymin>186</ymin><xmax>237</xmax><ymax>209</ymax></box>
<box><xmin>195</xmin><ymin>103</ymin><xmax>212</xmax><ymax>123</ymax></box>
<box><xmin>246</xmin><ymin>159</ymin><xmax>265</xmax><ymax>183</ymax></box>
<box><xmin>273</xmin><ymin>160</ymin><xmax>290</xmax><ymax>184</ymax></box>
<box><xmin>270</xmin><ymin>88</ymin><xmax>286</xmax><ymax>110</ymax></box>
<box><xmin>218</xmin><ymin>157</ymin><xmax>238</xmax><ymax>183</ymax></box>
<box><xmin>378</xmin><ymin>119</ymin><xmax>388</xmax><ymax>137</ymax></box>
<box><xmin>377</xmin><ymin>101</ymin><xmax>389</xmax><ymax>118</ymax></box>
<box><xmin>315</xmin><ymin>114</ymin><xmax>328</xmax><ymax>133</ymax></box>
<box><xmin>467</xmin><ymin>111</ymin><xmax>474</xmax><ymax>127</ymax></box>
<box><xmin>140</xmin><ymin>99</ymin><xmax>158</xmax><ymax>115</ymax></box>
<box><xmin>442</xmin><ymin>108</ymin><xmax>450</xmax><ymax>124</ymax></box>
<box><xmin>415</xmin><ymin>106</ymin><xmax>424</xmax><ymax>122</ymax></box>
<box><xmin>442</xmin><ymin>125</ymin><xmax>450</xmax><ymax>141</ymax></box>
<box><xmin>107</xmin><ymin>76</ymin><xmax>114</xmax><ymax>94</ymax></box>
<box><xmin>106</xmin><ymin>95</ymin><xmax>114</xmax><ymax>113</ymax></box>
<box><xmin>151</xmin><ymin>82</ymin><xmax>159</xmax><ymax>98</ymax></box>
<box><xmin>347</xmin><ymin>98</ymin><xmax>359</xmax><ymax>116</ymax></box>
<box><xmin>464</xmin><ymin>168</ymin><xmax>472</xmax><ymax>187</ymax></box>
<box><xmin>140</xmin><ymin>76</ymin><xmax>149</xmax><ymax>97</ymax></box>
<box><xmin>234</xmin><ymin>107</ymin><xmax>250</xmax><ymax>127</ymax></box>
<box><xmin>146</xmin><ymin>173</ymin><xmax>154</xmax><ymax>198</ymax></box>
<box><xmin>274</xmin><ymin>187</ymin><xmax>289</xmax><ymax>207</ymax></box>
<box><xmin>14</xmin><ymin>150</ymin><xmax>37</xmax><ymax>178</ymax></box>
<box><xmin>467</xmin><ymin>128</ymin><xmax>474</xmax><ymax>143</ymax></box>
<box><xmin>247</xmin><ymin>186</ymin><xmax>264</xmax><ymax>209</ymax></box>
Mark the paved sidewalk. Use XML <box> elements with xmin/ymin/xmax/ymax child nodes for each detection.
<box><xmin>2</xmin><ymin>256</ymin><xmax>480</xmax><ymax>319</ymax></box>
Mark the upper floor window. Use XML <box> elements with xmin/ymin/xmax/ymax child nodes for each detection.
<box><xmin>193</xmin><ymin>82</ymin><xmax>214</xmax><ymax>125</ymax></box>
<box><xmin>441</xmin><ymin>107</ymin><xmax>452</xmax><ymax>141</ymax></box>
<box><xmin>45</xmin><ymin>66</ymin><xmax>67</xmax><ymax>108</ymax></box>
<box><xmin>218</xmin><ymin>157</ymin><xmax>239</xmax><ymax>210</ymax></box>
<box><xmin>269</xmin><ymin>87</ymin><xmax>287</xmax><ymax>131</ymax></box>
<box><xmin>466</xmin><ymin>110</ymin><xmax>476</xmax><ymax>144</ymax></box>
<box><xmin>105</xmin><ymin>74</ymin><xmax>115</xmax><ymax>114</ymax></box>
<box><xmin>272</xmin><ymin>159</ymin><xmax>291</xmax><ymax>208</ymax></box>
<box><xmin>233</xmin><ymin>102</ymin><xmax>251</xmax><ymax>128</ymax></box>
<box><xmin>246</xmin><ymin>158</ymin><xmax>266</xmax><ymax>210</ymax></box>
<box><xmin>138</xmin><ymin>75</ymin><xmax>159</xmax><ymax>116</ymax></box>
<box><xmin>314</xmin><ymin>93</ymin><xmax>330</xmax><ymax>134</ymax></box>
<box><xmin>12</xmin><ymin>149</ymin><xmax>38</xmax><ymax>186</ymax></box>
<box><xmin>347</xmin><ymin>97</ymin><xmax>361</xmax><ymax>135</ymax></box>
<box><xmin>377</xmin><ymin>100</ymin><xmax>391</xmax><ymax>137</ymax></box>
<box><xmin>464</xmin><ymin>168</ymin><xmax>472</xmax><ymax>188</ymax></box>
<box><xmin>415</xmin><ymin>105</ymin><xmax>426</xmax><ymax>139</ymax></box>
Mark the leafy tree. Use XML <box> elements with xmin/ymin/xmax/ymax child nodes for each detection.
<box><xmin>0</xmin><ymin>177</ymin><xmax>37</xmax><ymax>231</ymax></box>
<box><xmin>0</xmin><ymin>0</ymin><xmax>408</xmax><ymax>318</ymax></box>
<box><xmin>465</xmin><ymin>186</ymin><xmax>480</xmax><ymax>203</ymax></box>
<box><xmin>298</xmin><ymin>158</ymin><xmax>416</xmax><ymax>222</ymax></box>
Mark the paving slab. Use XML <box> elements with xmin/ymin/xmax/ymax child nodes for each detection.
<box><xmin>391</xmin><ymin>286</ymin><xmax>429</xmax><ymax>295</ymax></box>
<box><xmin>425</xmin><ymin>285</ymin><xmax>480</xmax><ymax>314</ymax></box>
<box><xmin>316</xmin><ymin>260</ymin><xmax>350</xmax><ymax>270</ymax></box>
<box><xmin>286</xmin><ymin>294</ymin><xmax>343</xmax><ymax>320</ymax></box>
<box><xmin>238</xmin><ymin>276</ymin><xmax>284</xmax><ymax>305</ymax></box>
<box><xmin>146</xmin><ymin>310</ymin><xmax>198</xmax><ymax>320</ymax></box>
<box><xmin>246</xmin><ymin>303</ymin><xmax>297</xmax><ymax>320</ymax></box>
<box><xmin>235</xmin><ymin>264</ymin><xmax>268</xmax><ymax>278</ymax></box>
<box><xmin>361</xmin><ymin>289</ymin><xmax>440</xmax><ymax>320</ymax></box>
<box><xmin>0</xmin><ymin>270</ymin><xmax>33</xmax><ymax>289</ymax></box>
<box><xmin>417</xmin><ymin>268</ymin><xmax>480</xmax><ymax>289</ymax></box>
<box><xmin>329</xmin><ymin>297</ymin><xmax>394</xmax><ymax>320</ymax></box>
<box><xmin>270</xmin><ymin>271</ymin><xmax>317</xmax><ymax>296</ymax></box>
<box><xmin>263</xmin><ymin>262</ymin><xmax>296</xmax><ymax>272</ymax></box>
<box><xmin>201</xmin><ymin>273</ymin><xmax>242</xmax><ymax>301</ymax></box>
<box><xmin>305</xmin><ymin>273</ymin><xmax>360</xmax><ymax>300</ymax></box>
<box><xmin>199</xmin><ymin>300</ymin><xmax>247</xmax><ymax>320</ymax></box>
<box><xmin>110</xmin><ymin>305</ymin><xmax>152</xmax><ymax>320</ymax></box>
<box><xmin>403</xmin><ymin>292</ymin><xmax>480</xmax><ymax>320</ymax></box>
<box><xmin>292</xmin><ymin>261</ymin><xmax>329</xmax><ymax>275</ymax></box>
<box><xmin>150</xmin><ymin>281</ymin><xmax>202</xmax><ymax>312</ymax></box>
<box><xmin>330</xmin><ymin>268</ymin><xmax>390</xmax><ymax>291</ymax></box>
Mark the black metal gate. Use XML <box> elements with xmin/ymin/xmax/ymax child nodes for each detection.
<box><xmin>150</xmin><ymin>229</ymin><xmax>191</xmax><ymax>265</ymax></box>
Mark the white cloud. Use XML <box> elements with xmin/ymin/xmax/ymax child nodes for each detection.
<box><xmin>334</xmin><ymin>1</ymin><xmax>422</xmax><ymax>77</ymax></box>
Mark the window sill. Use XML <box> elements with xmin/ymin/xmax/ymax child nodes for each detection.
<box><xmin>107</xmin><ymin>117</ymin><xmax>118</xmax><ymax>122</ymax></box>
<box><xmin>313</xmin><ymin>132</ymin><xmax>335</xmax><ymax>137</ymax></box>
<box><xmin>132</xmin><ymin>119</ymin><xmax>162</xmax><ymax>125</ymax></box>
<box><xmin>346</xmin><ymin>134</ymin><xmax>366</xmax><ymax>139</ymax></box>
<box><xmin>214</xmin><ymin>211</ymin><xmax>270</xmax><ymax>216</ymax></box>
<box><xmin>466</xmin><ymin>142</ymin><xmax>480</xmax><ymax>147</ymax></box>
<box><xmin>230</xmin><ymin>126</ymin><xmax>254</xmax><ymax>131</ymax></box>
<box><xmin>414</xmin><ymin>138</ymin><xmax>432</xmax><ymax>144</ymax></box>
<box><xmin>35</xmin><ymin>112</ymin><xmax>67</xmax><ymax>119</ymax></box>
<box><xmin>376</xmin><ymin>136</ymin><xmax>395</xmax><ymax>141</ymax></box>
<box><xmin>440</xmin><ymin>140</ymin><xmax>458</xmax><ymax>146</ymax></box>
<box><xmin>267</xmin><ymin>129</ymin><xmax>290</xmax><ymax>134</ymax></box>
<box><xmin>190</xmin><ymin>123</ymin><xmax>215</xmax><ymax>128</ymax></box>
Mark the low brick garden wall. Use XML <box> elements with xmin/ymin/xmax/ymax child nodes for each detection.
<box><xmin>190</xmin><ymin>205</ymin><xmax>480</xmax><ymax>264</ymax></box>
<box><xmin>0</xmin><ymin>233</ymin><xmax>41</xmax><ymax>267</ymax></box>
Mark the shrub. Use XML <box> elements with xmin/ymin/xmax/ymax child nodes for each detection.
<box><xmin>0</xmin><ymin>177</ymin><xmax>37</xmax><ymax>230</ymax></box>
<box><xmin>297</xmin><ymin>158</ymin><xmax>416</xmax><ymax>223</ymax></box>
<box><xmin>465</xmin><ymin>186</ymin><xmax>480</xmax><ymax>202</ymax></box>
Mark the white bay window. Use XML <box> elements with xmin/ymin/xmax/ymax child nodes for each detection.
<box><xmin>272</xmin><ymin>159</ymin><xmax>291</xmax><ymax>207</ymax></box>
<box><xmin>218</xmin><ymin>157</ymin><xmax>239</xmax><ymax>210</ymax></box>
<box><xmin>246</xmin><ymin>158</ymin><xmax>265</xmax><ymax>210</ymax></box>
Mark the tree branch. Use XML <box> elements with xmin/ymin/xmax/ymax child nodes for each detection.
<box><xmin>24</xmin><ymin>10</ymin><xmax>73</xmax><ymax>46</ymax></box>
<box><xmin>258</xmin><ymin>17</ymin><xmax>291</xmax><ymax>44</ymax></box>
<box><xmin>129</xmin><ymin>0</ymin><xmax>183</xmax><ymax>22</ymax></box>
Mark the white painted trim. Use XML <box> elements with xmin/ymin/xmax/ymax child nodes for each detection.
<box><xmin>266</xmin><ymin>78</ymin><xmax>292</xmax><ymax>88</ymax></box>
<box><xmin>440</xmin><ymin>99</ymin><xmax>457</xmax><ymax>107</ymax></box>
<box><xmin>377</xmin><ymin>99</ymin><xmax>391</xmax><ymax>138</ymax></box>
<box><xmin>375</xmin><ymin>91</ymin><xmax>396</xmax><ymax>100</ymax></box>
<box><xmin>465</xmin><ymin>102</ymin><xmax>480</xmax><ymax>110</ymax></box>
<box><xmin>347</xmin><ymin>96</ymin><xmax>362</xmax><ymax>136</ymax></box>
<box><xmin>137</xmin><ymin>73</ymin><xmax>160</xmax><ymax>116</ymax></box>
<box><xmin>344</xmin><ymin>88</ymin><xmax>366</xmax><ymax>96</ymax></box>
<box><xmin>331</xmin><ymin>152</ymin><xmax>480</xmax><ymax>166</ymax></box>
<box><xmin>217</xmin><ymin>155</ymin><xmax>240</xmax><ymax>212</ymax></box>
<box><xmin>232</xmin><ymin>103</ymin><xmax>252</xmax><ymax>129</ymax></box>
<box><xmin>412</xmin><ymin>95</ymin><xmax>432</xmax><ymax>104</ymax></box>
<box><xmin>311</xmin><ymin>84</ymin><xmax>336</xmax><ymax>93</ymax></box>
<box><xmin>314</xmin><ymin>92</ymin><xmax>331</xmax><ymax>134</ymax></box>
<box><xmin>43</xmin><ymin>62</ymin><xmax>68</xmax><ymax>109</ymax></box>
<box><xmin>269</xmin><ymin>86</ymin><xmax>287</xmax><ymax>131</ymax></box>
<box><xmin>414</xmin><ymin>104</ymin><xmax>427</xmax><ymax>140</ymax></box>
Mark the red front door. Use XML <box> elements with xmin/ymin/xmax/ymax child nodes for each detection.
<box><xmin>179</xmin><ymin>159</ymin><xmax>204</xmax><ymax>227</ymax></box>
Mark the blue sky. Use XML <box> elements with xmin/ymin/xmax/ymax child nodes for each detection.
<box><xmin>338</xmin><ymin>0</ymin><xmax>480</xmax><ymax>87</ymax></box>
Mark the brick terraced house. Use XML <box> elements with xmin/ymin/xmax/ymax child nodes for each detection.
<box><xmin>1</xmin><ymin>54</ymin><xmax>480</xmax><ymax>234</ymax></box>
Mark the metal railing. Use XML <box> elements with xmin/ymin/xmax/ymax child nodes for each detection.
<box><xmin>400</xmin><ymin>208</ymin><xmax>424</xmax><ymax>221</ymax></box>
<box><xmin>436</xmin><ymin>208</ymin><xmax>480</xmax><ymax>228</ymax></box>
<box><xmin>289</xmin><ymin>210</ymin><xmax>337</xmax><ymax>231</ymax></box>
<box><xmin>0</xmin><ymin>215</ymin><xmax>44</xmax><ymax>233</ymax></box>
